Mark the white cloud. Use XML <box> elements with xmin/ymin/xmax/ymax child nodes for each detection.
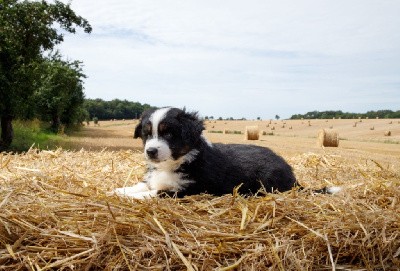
<box><xmin>58</xmin><ymin>0</ymin><xmax>400</xmax><ymax>119</ymax></box>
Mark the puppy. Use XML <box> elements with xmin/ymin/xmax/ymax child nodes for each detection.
<box><xmin>114</xmin><ymin>107</ymin><xmax>340</xmax><ymax>199</ymax></box>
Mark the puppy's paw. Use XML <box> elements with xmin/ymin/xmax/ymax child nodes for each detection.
<box><xmin>113</xmin><ymin>188</ymin><xmax>158</xmax><ymax>199</ymax></box>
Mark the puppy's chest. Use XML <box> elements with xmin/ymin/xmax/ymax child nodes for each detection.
<box><xmin>144</xmin><ymin>167</ymin><xmax>193</xmax><ymax>192</ymax></box>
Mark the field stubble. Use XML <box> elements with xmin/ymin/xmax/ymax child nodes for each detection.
<box><xmin>68</xmin><ymin>118</ymin><xmax>400</xmax><ymax>169</ymax></box>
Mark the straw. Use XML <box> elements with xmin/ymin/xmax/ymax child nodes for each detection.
<box><xmin>0</xmin><ymin>148</ymin><xmax>399</xmax><ymax>270</ymax></box>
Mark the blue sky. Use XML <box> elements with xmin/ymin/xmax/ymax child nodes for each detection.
<box><xmin>58</xmin><ymin>0</ymin><xmax>400</xmax><ymax>119</ymax></box>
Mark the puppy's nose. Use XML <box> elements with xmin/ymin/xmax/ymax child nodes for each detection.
<box><xmin>146</xmin><ymin>147</ymin><xmax>158</xmax><ymax>159</ymax></box>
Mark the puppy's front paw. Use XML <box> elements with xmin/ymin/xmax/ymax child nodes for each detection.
<box><xmin>113</xmin><ymin>187</ymin><xmax>158</xmax><ymax>199</ymax></box>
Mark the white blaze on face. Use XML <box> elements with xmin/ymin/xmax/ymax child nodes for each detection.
<box><xmin>144</xmin><ymin>107</ymin><xmax>172</xmax><ymax>162</ymax></box>
<box><xmin>150</xmin><ymin>107</ymin><xmax>171</xmax><ymax>137</ymax></box>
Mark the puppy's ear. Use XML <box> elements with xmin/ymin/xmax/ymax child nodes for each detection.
<box><xmin>178</xmin><ymin>109</ymin><xmax>205</xmax><ymax>146</ymax></box>
<box><xmin>133</xmin><ymin>108</ymin><xmax>154</xmax><ymax>139</ymax></box>
<box><xmin>133</xmin><ymin>122</ymin><xmax>142</xmax><ymax>138</ymax></box>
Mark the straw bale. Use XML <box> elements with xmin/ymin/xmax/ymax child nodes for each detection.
<box><xmin>317</xmin><ymin>129</ymin><xmax>339</xmax><ymax>147</ymax></box>
<box><xmin>245</xmin><ymin>126</ymin><xmax>259</xmax><ymax>140</ymax></box>
<box><xmin>384</xmin><ymin>131</ymin><xmax>391</xmax><ymax>136</ymax></box>
<box><xmin>0</xmin><ymin>149</ymin><xmax>400</xmax><ymax>270</ymax></box>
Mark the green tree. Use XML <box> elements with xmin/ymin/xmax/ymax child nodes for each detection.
<box><xmin>83</xmin><ymin>99</ymin><xmax>152</xmax><ymax>120</ymax></box>
<box><xmin>34</xmin><ymin>54</ymin><xmax>86</xmax><ymax>131</ymax></box>
<box><xmin>0</xmin><ymin>0</ymin><xmax>91</xmax><ymax>150</ymax></box>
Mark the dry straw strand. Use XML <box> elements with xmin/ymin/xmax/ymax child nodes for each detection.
<box><xmin>153</xmin><ymin>216</ymin><xmax>196</xmax><ymax>271</ymax></box>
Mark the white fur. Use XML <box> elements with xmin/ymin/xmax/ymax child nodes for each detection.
<box><xmin>144</xmin><ymin>138</ymin><xmax>171</xmax><ymax>161</ymax></box>
<box><xmin>150</xmin><ymin>107</ymin><xmax>171</xmax><ymax>137</ymax></box>
<box><xmin>143</xmin><ymin>107</ymin><xmax>172</xmax><ymax>161</ymax></box>
<box><xmin>114</xmin><ymin>149</ymin><xmax>199</xmax><ymax>199</ymax></box>
<box><xmin>145</xmin><ymin>170</ymin><xmax>193</xmax><ymax>191</ymax></box>
<box><xmin>114</xmin><ymin>188</ymin><xmax>158</xmax><ymax>199</ymax></box>
<box><xmin>327</xmin><ymin>186</ymin><xmax>343</xmax><ymax>194</ymax></box>
<box><xmin>144</xmin><ymin>149</ymin><xmax>198</xmax><ymax>191</ymax></box>
<box><xmin>148</xmin><ymin>149</ymin><xmax>199</xmax><ymax>170</ymax></box>
<box><xmin>114</xmin><ymin>182</ymin><xmax>149</xmax><ymax>195</ymax></box>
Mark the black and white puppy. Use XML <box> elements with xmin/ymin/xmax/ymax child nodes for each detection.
<box><xmin>114</xmin><ymin>107</ymin><xmax>341</xmax><ymax>199</ymax></box>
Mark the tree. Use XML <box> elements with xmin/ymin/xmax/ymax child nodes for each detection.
<box><xmin>83</xmin><ymin>99</ymin><xmax>152</xmax><ymax>120</ymax></box>
<box><xmin>0</xmin><ymin>0</ymin><xmax>91</xmax><ymax>150</ymax></box>
<box><xmin>275</xmin><ymin>115</ymin><xmax>280</xmax><ymax>120</ymax></box>
<box><xmin>34</xmin><ymin>54</ymin><xmax>86</xmax><ymax>131</ymax></box>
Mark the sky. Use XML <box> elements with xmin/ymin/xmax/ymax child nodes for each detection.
<box><xmin>58</xmin><ymin>0</ymin><xmax>400</xmax><ymax>119</ymax></box>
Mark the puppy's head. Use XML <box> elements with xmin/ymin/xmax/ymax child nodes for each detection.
<box><xmin>134</xmin><ymin>107</ymin><xmax>204</xmax><ymax>163</ymax></box>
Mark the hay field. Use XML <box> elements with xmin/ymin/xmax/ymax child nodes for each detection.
<box><xmin>1</xmin><ymin>118</ymin><xmax>400</xmax><ymax>270</ymax></box>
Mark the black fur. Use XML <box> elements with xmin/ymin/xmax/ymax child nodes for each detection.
<box><xmin>133</xmin><ymin>107</ymin><xmax>300</xmax><ymax>197</ymax></box>
<box><xmin>177</xmin><ymin>142</ymin><xmax>297</xmax><ymax>196</ymax></box>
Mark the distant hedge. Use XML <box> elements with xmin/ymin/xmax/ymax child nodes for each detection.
<box><xmin>84</xmin><ymin>98</ymin><xmax>154</xmax><ymax>120</ymax></box>
<box><xmin>290</xmin><ymin>110</ymin><xmax>400</xmax><ymax>120</ymax></box>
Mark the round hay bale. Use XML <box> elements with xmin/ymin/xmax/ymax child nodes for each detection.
<box><xmin>245</xmin><ymin>126</ymin><xmax>259</xmax><ymax>140</ymax></box>
<box><xmin>384</xmin><ymin>131</ymin><xmax>391</xmax><ymax>136</ymax></box>
<box><xmin>317</xmin><ymin>129</ymin><xmax>339</xmax><ymax>147</ymax></box>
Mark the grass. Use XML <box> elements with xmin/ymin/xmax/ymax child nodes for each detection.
<box><xmin>9</xmin><ymin>119</ymin><xmax>68</xmax><ymax>152</ymax></box>
<box><xmin>224</xmin><ymin>130</ymin><xmax>243</xmax><ymax>135</ymax></box>
<box><xmin>383</xmin><ymin>139</ymin><xmax>400</xmax><ymax>144</ymax></box>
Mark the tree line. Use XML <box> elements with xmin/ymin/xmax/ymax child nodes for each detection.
<box><xmin>290</xmin><ymin>110</ymin><xmax>400</xmax><ymax>120</ymax></box>
<box><xmin>84</xmin><ymin>99</ymin><xmax>153</xmax><ymax>120</ymax></box>
<box><xmin>0</xmin><ymin>0</ymin><xmax>91</xmax><ymax>150</ymax></box>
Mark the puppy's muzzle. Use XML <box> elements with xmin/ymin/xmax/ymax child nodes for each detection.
<box><xmin>146</xmin><ymin>147</ymin><xmax>158</xmax><ymax>160</ymax></box>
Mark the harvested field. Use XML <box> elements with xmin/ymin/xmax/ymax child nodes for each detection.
<box><xmin>1</xmin><ymin>119</ymin><xmax>400</xmax><ymax>270</ymax></box>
